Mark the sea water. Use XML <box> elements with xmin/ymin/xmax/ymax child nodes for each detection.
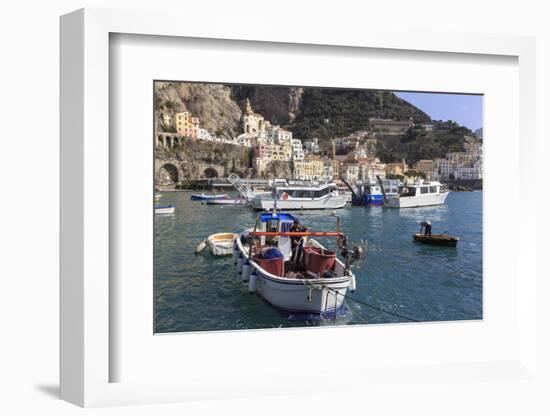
<box><xmin>154</xmin><ymin>191</ymin><xmax>482</xmax><ymax>333</ymax></box>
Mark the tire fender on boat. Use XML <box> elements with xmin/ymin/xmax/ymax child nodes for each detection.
<box><xmin>242</xmin><ymin>260</ymin><xmax>251</xmax><ymax>282</ymax></box>
<box><xmin>237</xmin><ymin>253</ymin><xmax>243</xmax><ymax>273</ymax></box>
<box><xmin>350</xmin><ymin>273</ymin><xmax>356</xmax><ymax>292</ymax></box>
<box><xmin>232</xmin><ymin>239</ymin><xmax>239</xmax><ymax>264</ymax></box>
<box><xmin>248</xmin><ymin>271</ymin><xmax>257</xmax><ymax>294</ymax></box>
<box><xmin>194</xmin><ymin>239</ymin><xmax>207</xmax><ymax>255</ymax></box>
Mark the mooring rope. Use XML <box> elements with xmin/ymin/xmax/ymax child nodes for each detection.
<box><xmin>319</xmin><ymin>284</ymin><xmax>420</xmax><ymax>323</ymax></box>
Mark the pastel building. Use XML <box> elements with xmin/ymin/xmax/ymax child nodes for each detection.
<box><xmin>241</xmin><ymin>98</ymin><xmax>266</xmax><ymax>135</ymax></box>
<box><xmin>386</xmin><ymin>159</ymin><xmax>408</xmax><ymax>176</ymax></box>
<box><xmin>293</xmin><ymin>157</ymin><xmax>325</xmax><ymax>181</ymax></box>
<box><xmin>413</xmin><ymin>159</ymin><xmax>439</xmax><ymax>180</ymax></box>
<box><xmin>174</xmin><ymin>112</ymin><xmax>200</xmax><ymax>138</ymax></box>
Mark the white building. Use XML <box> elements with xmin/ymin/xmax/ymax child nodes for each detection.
<box><xmin>291</xmin><ymin>138</ymin><xmax>304</xmax><ymax>161</ymax></box>
<box><xmin>198</xmin><ymin>128</ymin><xmax>211</xmax><ymax>141</ymax></box>
<box><xmin>341</xmin><ymin>163</ymin><xmax>360</xmax><ymax>182</ymax></box>
<box><xmin>303</xmin><ymin>137</ymin><xmax>321</xmax><ymax>154</ymax></box>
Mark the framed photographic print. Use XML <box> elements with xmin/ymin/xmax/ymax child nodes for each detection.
<box><xmin>60</xmin><ymin>7</ymin><xmax>538</xmax><ymax>408</ymax></box>
<box><xmin>152</xmin><ymin>80</ymin><xmax>483</xmax><ymax>334</ymax></box>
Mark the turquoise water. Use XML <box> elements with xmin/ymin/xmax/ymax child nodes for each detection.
<box><xmin>154</xmin><ymin>191</ymin><xmax>482</xmax><ymax>333</ymax></box>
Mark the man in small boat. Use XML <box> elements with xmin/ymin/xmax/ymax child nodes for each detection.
<box><xmin>420</xmin><ymin>220</ymin><xmax>432</xmax><ymax>236</ymax></box>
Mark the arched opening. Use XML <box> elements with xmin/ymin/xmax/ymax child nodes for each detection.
<box><xmin>203</xmin><ymin>167</ymin><xmax>219</xmax><ymax>179</ymax></box>
<box><xmin>158</xmin><ymin>136</ymin><xmax>165</xmax><ymax>147</ymax></box>
<box><xmin>159</xmin><ymin>163</ymin><xmax>179</xmax><ymax>185</ymax></box>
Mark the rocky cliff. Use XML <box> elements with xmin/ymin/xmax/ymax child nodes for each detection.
<box><xmin>155</xmin><ymin>82</ymin><xmax>430</xmax><ymax>140</ymax></box>
<box><xmin>155</xmin><ymin>82</ymin><xmax>242</xmax><ymax>137</ymax></box>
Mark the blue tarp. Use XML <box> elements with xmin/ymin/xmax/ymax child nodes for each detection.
<box><xmin>259</xmin><ymin>212</ymin><xmax>297</xmax><ymax>223</ymax></box>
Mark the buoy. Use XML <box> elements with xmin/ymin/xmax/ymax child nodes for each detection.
<box><xmin>195</xmin><ymin>239</ymin><xmax>207</xmax><ymax>255</ymax></box>
<box><xmin>232</xmin><ymin>240</ymin><xmax>239</xmax><ymax>264</ymax></box>
<box><xmin>248</xmin><ymin>271</ymin><xmax>257</xmax><ymax>293</ymax></box>
<box><xmin>350</xmin><ymin>273</ymin><xmax>356</xmax><ymax>292</ymax></box>
<box><xmin>241</xmin><ymin>260</ymin><xmax>251</xmax><ymax>282</ymax></box>
<box><xmin>237</xmin><ymin>254</ymin><xmax>243</xmax><ymax>273</ymax></box>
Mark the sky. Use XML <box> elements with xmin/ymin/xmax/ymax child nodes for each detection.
<box><xmin>394</xmin><ymin>92</ymin><xmax>483</xmax><ymax>132</ymax></box>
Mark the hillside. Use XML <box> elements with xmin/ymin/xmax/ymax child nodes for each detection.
<box><xmin>287</xmin><ymin>89</ymin><xmax>431</xmax><ymax>139</ymax></box>
<box><xmin>376</xmin><ymin>122</ymin><xmax>474</xmax><ymax>164</ymax></box>
<box><xmin>155</xmin><ymin>82</ymin><xmax>241</xmax><ymax>138</ymax></box>
<box><xmin>155</xmin><ymin>83</ymin><xmax>431</xmax><ymax>140</ymax></box>
<box><xmin>155</xmin><ymin>82</ymin><xmax>471</xmax><ymax>165</ymax></box>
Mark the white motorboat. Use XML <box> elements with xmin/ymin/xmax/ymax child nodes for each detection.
<box><xmin>155</xmin><ymin>205</ymin><xmax>175</xmax><ymax>214</ymax></box>
<box><xmin>385</xmin><ymin>181</ymin><xmax>450</xmax><ymax>208</ymax></box>
<box><xmin>251</xmin><ymin>182</ymin><xmax>347</xmax><ymax>211</ymax></box>
<box><xmin>196</xmin><ymin>233</ymin><xmax>239</xmax><ymax>256</ymax></box>
<box><xmin>233</xmin><ymin>212</ymin><xmax>364</xmax><ymax>314</ymax></box>
<box><xmin>154</xmin><ymin>193</ymin><xmax>162</xmax><ymax>202</ymax></box>
<box><xmin>190</xmin><ymin>193</ymin><xmax>228</xmax><ymax>201</ymax></box>
<box><xmin>205</xmin><ymin>198</ymin><xmax>248</xmax><ymax>206</ymax></box>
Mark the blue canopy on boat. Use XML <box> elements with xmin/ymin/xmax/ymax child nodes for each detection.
<box><xmin>259</xmin><ymin>212</ymin><xmax>297</xmax><ymax>223</ymax></box>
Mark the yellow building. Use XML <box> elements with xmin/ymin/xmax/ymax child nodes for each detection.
<box><xmin>293</xmin><ymin>157</ymin><xmax>325</xmax><ymax>181</ymax></box>
<box><xmin>386</xmin><ymin>159</ymin><xmax>408</xmax><ymax>176</ymax></box>
<box><xmin>413</xmin><ymin>159</ymin><xmax>439</xmax><ymax>180</ymax></box>
<box><xmin>174</xmin><ymin>112</ymin><xmax>200</xmax><ymax>138</ymax></box>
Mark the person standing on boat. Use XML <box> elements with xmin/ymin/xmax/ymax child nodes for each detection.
<box><xmin>420</xmin><ymin>220</ymin><xmax>432</xmax><ymax>236</ymax></box>
<box><xmin>290</xmin><ymin>219</ymin><xmax>308</xmax><ymax>262</ymax></box>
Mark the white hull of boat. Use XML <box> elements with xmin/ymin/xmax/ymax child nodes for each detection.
<box><xmin>236</xmin><ymin>237</ymin><xmax>352</xmax><ymax>313</ymax></box>
<box><xmin>155</xmin><ymin>206</ymin><xmax>175</xmax><ymax>214</ymax></box>
<box><xmin>254</xmin><ymin>270</ymin><xmax>350</xmax><ymax>313</ymax></box>
<box><xmin>386</xmin><ymin>191</ymin><xmax>449</xmax><ymax>208</ymax></box>
<box><xmin>206</xmin><ymin>199</ymin><xmax>248</xmax><ymax>206</ymax></box>
<box><xmin>251</xmin><ymin>195</ymin><xmax>347</xmax><ymax>211</ymax></box>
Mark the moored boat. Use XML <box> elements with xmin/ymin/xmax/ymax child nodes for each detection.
<box><xmin>234</xmin><ymin>212</ymin><xmax>365</xmax><ymax>313</ymax></box>
<box><xmin>413</xmin><ymin>233</ymin><xmax>459</xmax><ymax>247</ymax></box>
<box><xmin>190</xmin><ymin>193</ymin><xmax>228</xmax><ymax>201</ymax></box>
<box><xmin>205</xmin><ymin>198</ymin><xmax>248</xmax><ymax>206</ymax></box>
<box><xmin>196</xmin><ymin>233</ymin><xmax>239</xmax><ymax>256</ymax></box>
<box><xmin>385</xmin><ymin>181</ymin><xmax>449</xmax><ymax>208</ymax></box>
<box><xmin>251</xmin><ymin>182</ymin><xmax>346</xmax><ymax>211</ymax></box>
<box><xmin>154</xmin><ymin>193</ymin><xmax>162</xmax><ymax>202</ymax></box>
<box><xmin>155</xmin><ymin>205</ymin><xmax>175</xmax><ymax>214</ymax></box>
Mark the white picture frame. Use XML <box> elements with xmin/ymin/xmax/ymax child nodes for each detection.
<box><xmin>60</xmin><ymin>8</ymin><xmax>538</xmax><ymax>407</ymax></box>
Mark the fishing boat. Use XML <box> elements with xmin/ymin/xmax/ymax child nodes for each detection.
<box><xmin>155</xmin><ymin>205</ymin><xmax>175</xmax><ymax>214</ymax></box>
<box><xmin>205</xmin><ymin>197</ymin><xmax>248</xmax><ymax>206</ymax></box>
<box><xmin>342</xmin><ymin>177</ymin><xmax>401</xmax><ymax>207</ymax></box>
<box><xmin>413</xmin><ymin>233</ymin><xmax>459</xmax><ymax>247</ymax></box>
<box><xmin>385</xmin><ymin>181</ymin><xmax>450</xmax><ymax>208</ymax></box>
<box><xmin>190</xmin><ymin>193</ymin><xmax>228</xmax><ymax>201</ymax></box>
<box><xmin>251</xmin><ymin>182</ymin><xmax>346</xmax><ymax>211</ymax></box>
<box><xmin>233</xmin><ymin>212</ymin><xmax>365</xmax><ymax>314</ymax></box>
<box><xmin>196</xmin><ymin>233</ymin><xmax>239</xmax><ymax>256</ymax></box>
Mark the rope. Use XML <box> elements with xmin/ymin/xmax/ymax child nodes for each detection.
<box><xmin>322</xmin><ymin>285</ymin><xmax>420</xmax><ymax>323</ymax></box>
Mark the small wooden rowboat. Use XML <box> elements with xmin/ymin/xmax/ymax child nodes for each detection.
<box><xmin>413</xmin><ymin>233</ymin><xmax>459</xmax><ymax>247</ymax></box>
<box><xmin>155</xmin><ymin>205</ymin><xmax>175</xmax><ymax>214</ymax></box>
<box><xmin>195</xmin><ymin>233</ymin><xmax>238</xmax><ymax>256</ymax></box>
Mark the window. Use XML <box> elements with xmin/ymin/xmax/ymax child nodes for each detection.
<box><xmin>421</xmin><ymin>187</ymin><xmax>429</xmax><ymax>194</ymax></box>
<box><xmin>429</xmin><ymin>186</ymin><xmax>437</xmax><ymax>193</ymax></box>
